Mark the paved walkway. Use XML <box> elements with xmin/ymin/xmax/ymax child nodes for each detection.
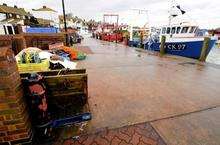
<box><xmin>70</xmin><ymin>38</ymin><xmax>220</xmax><ymax>145</ymax></box>
<box><xmin>63</xmin><ymin>123</ymin><xmax>166</xmax><ymax>145</ymax></box>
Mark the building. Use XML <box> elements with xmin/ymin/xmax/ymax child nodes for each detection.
<box><xmin>59</xmin><ymin>14</ymin><xmax>89</xmax><ymax>34</ymax></box>
<box><xmin>209</xmin><ymin>28</ymin><xmax>220</xmax><ymax>45</ymax></box>
<box><xmin>59</xmin><ymin>14</ymin><xmax>83</xmax><ymax>29</ymax></box>
<box><xmin>32</xmin><ymin>6</ymin><xmax>59</xmax><ymax>27</ymax></box>
<box><xmin>36</xmin><ymin>18</ymin><xmax>54</xmax><ymax>27</ymax></box>
<box><xmin>0</xmin><ymin>3</ymin><xmax>31</xmax><ymax>25</ymax></box>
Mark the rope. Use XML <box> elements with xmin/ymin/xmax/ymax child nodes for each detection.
<box><xmin>57</xmin><ymin>69</ymin><xmax>63</xmax><ymax>76</ymax></box>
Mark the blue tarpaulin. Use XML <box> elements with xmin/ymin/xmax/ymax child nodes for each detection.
<box><xmin>26</xmin><ymin>27</ymin><xmax>58</xmax><ymax>33</ymax></box>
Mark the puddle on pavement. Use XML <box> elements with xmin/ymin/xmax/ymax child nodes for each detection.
<box><xmin>207</xmin><ymin>46</ymin><xmax>220</xmax><ymax>65</ymax></box>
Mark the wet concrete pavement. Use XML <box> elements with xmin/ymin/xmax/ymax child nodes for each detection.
<box><xmin>75</xmin><ymin>38</ymin><xmax>220</xmax><ymax>145</ymax></box>
<box><xmin>207</xmin><ymin>46</ymin><xmax>220</xmax><ymax>65</ymax></box>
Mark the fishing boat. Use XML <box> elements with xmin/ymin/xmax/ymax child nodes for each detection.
<box><xmin>128</xmin><ymin>9</ymin><xmax>150</xmax><ymax>47</ymax></box>
<box><xmin>144</xmin><ymin>1</ymin><xmax>217</xmax><ymax>59</ymax></box>
<box><xmin>128</xmin><ymin>26</ymin><xmax>150</xmax><ymax>47</ymax></box>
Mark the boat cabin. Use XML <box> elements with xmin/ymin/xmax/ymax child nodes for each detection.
<box><xmin>160</xmin><ymin>24</ymin><xmax>198</xmax><ymax>38</ymax></box>
<box><xmin>129</xmin><ymin>26</ymin><xmax>150</xmax><ymax>41</ymax></box>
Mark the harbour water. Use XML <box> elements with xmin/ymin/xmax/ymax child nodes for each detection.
<box><xmin>207</xmin><ymin>45</ymin><xmax>220</xmax><ymax>65</ymax></box>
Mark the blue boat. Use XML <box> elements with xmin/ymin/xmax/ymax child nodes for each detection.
<box><xmin>143</xmin><ymin>1</ymin><xmax>217</xmax><ymax>59</ymax></box>
<box><xmin>145</xmin><ymin>35</ymin><xmax>217</xmax><ymax>59</ymax></box>
<box><xmin>128</xmin><ymin>37</ymin><xmax>141</xmax><ymax>47</ymax></box>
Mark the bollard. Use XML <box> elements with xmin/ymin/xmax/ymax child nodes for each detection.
<box><xmin>160</xmin><ymin>35</ymin><xmax>166</xmax><ymax>55</ymax></box>
<box><xmin>199</xmin><ymin>37</ymin><xmax>210</xmax><ymax>62</ymax></box>
<box><xmin>140</xmin><ymin>31</ymin><xmax>144</xmax><ymax>49</ymax></box>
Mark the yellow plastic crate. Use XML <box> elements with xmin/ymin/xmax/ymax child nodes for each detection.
<box><xmin>17</xmin><ymin>60</ymin><xmax>50</xmax><ymax>73</ymax></box>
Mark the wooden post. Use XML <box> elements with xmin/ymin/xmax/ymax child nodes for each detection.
<box><xmin>160</xmin><ymin>35</ymin><xmax>166</xmax><ymax>55</ymax></box>
<box><xmin>140</xmin><ymin>31</ymin><xmax>144</xmax><ymax>48</ymax></box>
<box><xmin>199</xmin><ymin>37</ymin><xmax>210</xmax><ymax>62</ymax></box>
<box><xmin>125</xmin><ymin>35</ymin><xmax>129</xmax><ymax>46</ymax></box>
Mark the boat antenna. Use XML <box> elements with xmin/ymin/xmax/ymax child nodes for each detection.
<box><xmin>168</xmin><ymin>0</ymin><xmax>175</xmax><ymax>26</ymax></box>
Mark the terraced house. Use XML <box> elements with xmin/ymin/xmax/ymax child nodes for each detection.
<box><xmin>0</xmin><ymin>3</ymin><xmax>31</xmax><ymax>26</ymax></box>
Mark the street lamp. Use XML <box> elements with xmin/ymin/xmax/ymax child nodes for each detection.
<box><xmin>62</xmin><ymin>0</ymin><xmax>68</xmax><ymax>46</ymax></box>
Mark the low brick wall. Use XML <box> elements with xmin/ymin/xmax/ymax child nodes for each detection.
<box><xmin>12</xmin><ymin>36</ymin><xmax>27</xmax><ymax>55</ymax></box>
<box><xmin>0</xmin><ymin>33</ymin><xmax>65</xmax><ymax>55</ymax></box>
<box><xmin>0</xmin><ymin>47</ymin><xmax>32</xmax><ymax>145</ymax></box>
<box><xmin>0</xmin><ymin>35</ymin><xmax>26</xmax><ymax>55</ymax></box>
<box><xmin>23</xmin><ymin>33</ymin><xmax>65</xmax><ymax>50</ymax></box>
<box><xmin>0</xmin><ymin>35</ymin><xmax>12</xmax><ymax>48</ymax></box>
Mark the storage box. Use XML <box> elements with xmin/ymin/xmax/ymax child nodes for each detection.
<box><xmin>17</xmin><ymin>60</ymin><xmax>49</xmax><ymax>73</ymax></box>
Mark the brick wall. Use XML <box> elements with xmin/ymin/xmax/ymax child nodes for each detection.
<box><xmin>23</xmin><ymin>33</ymin><xmax>65</xmax><ymax>50</ymax></box>
<box><xmin>0</xmin><ymin>47</ymin><xmax>32</xmax><ymax>145</ymax></box>
<box><xmin>0</xmin><ymin>33</ymin><xmax>65</xmax><ymax>54</ymax></box>
<box><xmin>0</xmin><ymin>35</ymin><xmax>26</xmax><ymax>55</ymax></box>
<box><xmin>0</xmin><ymin>35</ymin><xmax>12</xmax><ymax>48</ymax></box>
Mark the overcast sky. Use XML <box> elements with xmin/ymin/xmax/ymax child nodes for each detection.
<box><xmin>1</xmin><ymin>0</ymin><xmax>220</xmax><ymax>29</ymax></box>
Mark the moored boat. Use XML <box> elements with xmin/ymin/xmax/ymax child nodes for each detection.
<box><xmin>144</xmin><ymin>1</ymin><xmax>217</xmax><ymax>59</ymax></box>
<box><xmin>128</xmin><ymin>26</ymin><xmax>150</xmax><ymax>47</ymax></box>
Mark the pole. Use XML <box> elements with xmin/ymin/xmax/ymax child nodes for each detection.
<box><xmin>62</xmin><ymin>0</ymin><xmax>68</xmax><ymax>46</ymax></box>
<box><xmin>116</xmin><ymin>15</ymin><xmax>119</xmax><ymax>43</ymax></box>
<box><xmin>130</xmin><ymin>26</ymin><xmax>133</xmax><ymax>41</ymax></box>
<box><xmin>160</xmin><ymin>35</ymin><xmax>166</xmax><ymax>55</ymax></box>
<box><xmin>199</xmin><ymin>37</ymin><xmax>210</xmax><ymax>61</ymax></box>
<box><xmin>140</xmin><ymin>31</ymin><xmax>143</xmax><ymax>48</ymax></box>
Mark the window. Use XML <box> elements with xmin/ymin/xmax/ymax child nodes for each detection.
<box><xmin>189</xmin><ymin>27</ymin><xmax>196</xmax><ymax>33</ymax></box>
<box><xmin>171</xmin><ymin>27</ymin><xmax>176</xmax><ymax>34</ymax></box>
<box><xmin>166</xmin><ymin>27</ymin><xmax>171</xmax><ymax>34</ymax></box>
<box><xmin>176</xmin><ymin>27</ymin><xmax>181</xmax><ymax>34</ymax></box>
<box><xmin>181</xmin><ymin>27</ymin><xmax>189</xmax><ymax>33</ymax></box>
<box><xmin>3</xmin><ymin>25</ymin><xmax>7</xmax><ymax>34</ymax></box>
<box><xmin>7</xmin><ymin>26</ymin><xmax>13</xmax><ymax>34</ymax></box>
<box><xmin>162</xmin><ymin>27</ymin><xmax>166</xmax><ymax>34</ymax></box>
<box><xmin>14</xmin><ymin>26</ymin><xmax>19</xmax><ymax>34</ymax></box>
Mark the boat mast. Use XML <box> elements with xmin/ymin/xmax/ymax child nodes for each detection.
<box><xmin>130</xmin><ymin>9</ymin><xmax>149</xmax><ymax>41</ymax></box>
<box><xmin>168</xmin><ymin>0</ymin><xmax>175</xmax><ymax>26</ymax></box>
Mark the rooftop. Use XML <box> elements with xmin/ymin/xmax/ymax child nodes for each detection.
<box><xmin>0</xmin><ymin>3</ymin><xmax>31</xmax><ymax>16</ymax></box>
<box><xmin>32</xmin><ymin>6</ymin><xmax>57</xmax><ymax>12</ymax></box>
<box><xmin>36</xmin><ymin>18</ymin><xmax>54</xmax><ymax>25</ymax></box>
<box><xmin>0</xmin><ymin>18</ymin><xmax>23</xmax><ymax>24</ymax></box>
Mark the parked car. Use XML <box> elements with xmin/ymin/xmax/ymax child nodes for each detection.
<box><xmin>70</xmin><ymin>33</ymin><xmax>84</xmax><ymax>45</ymax></box>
